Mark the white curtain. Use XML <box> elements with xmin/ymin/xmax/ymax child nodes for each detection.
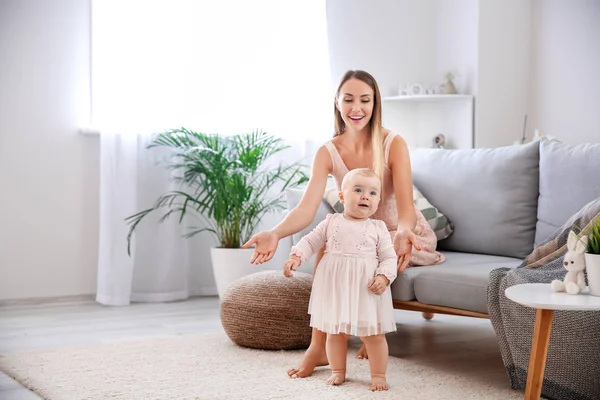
<box><xmin>92</xmin><ymin>0</ymin><xmax>332</xmax><ymax>305</ymax></box>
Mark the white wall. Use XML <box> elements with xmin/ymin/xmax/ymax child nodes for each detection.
<box><xmin>476</xmin><ymin>0</ymin><xmax>533</xmax><ymax>148</ymax></box>
<box><xmin>326</xmin><ymin>0</ymin><xmax>478</xmax><ymax>98</ymax></box>
<box><xmin>0</xmin><ymin>0</ymin><xmax>99</xmax><ymax>300</ymax></box>
<box><xmin>528</xmin><ymin>0</ymin><xmax>600</xmax><ymax>144</ymax></box>
<box><xmin>1</xmin><ymin>0</ymin><xmax>598</xmax><ymax>301</ymax></box>
<box><xmin>327</xmin><ymin>0</ymin><xmax>599</xmax><ymax>147</ymax></box>
<box><xmin>432</xmin><ymin>0</ymin><xmax>479</xmax><ymax>96</ymax></box>
<box><xmin>326</xmin><ymin>0</ymin><xmax>479</xmax><ymax>149</ymax></box>
<box><xmin>326</xmin><ymin>0</ymin><xmax>435</xmax><ymax>97</ymax></box>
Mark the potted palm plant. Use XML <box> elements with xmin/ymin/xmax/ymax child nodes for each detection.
<box><xmin>585</xmin><ymin>217</ymin><xmax>600</xmax><ymax>296</ymax></box>
<box><xmin>126</xmin><ymin>128</ymin><xmax>308</xmax><ymax>297</ymax></box>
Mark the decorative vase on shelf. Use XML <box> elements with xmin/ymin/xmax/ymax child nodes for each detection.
<box><xmin>442</xmin><ymin>79</ymin><xmax>457</xmax><ymax>95</ymax></box>
<box><xmin>442</xmin><ymin>71</ymin><xmax>458</xmax><ymax>95</ymax></box>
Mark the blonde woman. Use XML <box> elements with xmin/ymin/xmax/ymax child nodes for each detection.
<box><xmin>243</xmin><ymin>70</ymin><xmax>444</xmax><ymax>378</ymax></box>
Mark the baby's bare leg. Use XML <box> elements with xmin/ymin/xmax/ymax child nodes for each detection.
<box><xmin>361</xmin><ymin>334</ymin><xmax>389</xmax><ymax>391</ymax></box>
<box><xmin>325</xmin><ymin>333</ymin><xmax>348</xmax><ymax>385</ymax></box>
<box><xmin>288</xmin><ymin>246</ymin><xmax>328</xmax><ymax>379</ymax></box>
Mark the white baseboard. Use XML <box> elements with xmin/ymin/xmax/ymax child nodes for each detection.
<box><xmin>0</xmin><ymin>288</ymin><xmax>219</xmax><ymax>307</ymax></box>
<box><xmin>189</xmin><ymin>286</ymin><xmax>218</xmax><ymax>297</ymax></box>
<box><xmin>0</xmin><ymin>293</ymin><xmax>95</xmax><ymax>306</ymax></box>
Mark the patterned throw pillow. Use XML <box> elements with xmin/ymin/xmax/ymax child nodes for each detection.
<box><xmin>323</xmin><ymin>187</ymin><xmax>345</xmax><ymax>213</ymax></box>
<box><xmin>522</xmin><ymin>197</ymin><xmax>600</xmax><ymax>269</ymax></box>
<box><xmin>322</xmin><ymin>185</ymin><xmax>453</xmax><ymax>241</ymax></box>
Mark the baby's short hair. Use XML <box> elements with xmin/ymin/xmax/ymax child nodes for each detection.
<box><xmin>341</xmin><ymin>168</ymin><xmax>381</xmax><ymax>191</ymax></box>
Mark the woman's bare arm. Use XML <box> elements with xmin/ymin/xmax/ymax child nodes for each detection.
<box><xmin>388</xmin><ymin>135</ymin><xmax>417</xmax><ymax>231</ymax></box>
<box><xmin>271</xmin><ymin>145</ymin><xmax>332</xmax><ymax>239</ymax></box>
<box><xmin>242</xmin><ymin>146</ymin><xmax>332</xmax><ymax>264</ymax></box>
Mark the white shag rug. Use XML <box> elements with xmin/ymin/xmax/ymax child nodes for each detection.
<box><xmin>0</xmin><ymin>332</ymin><xmax>524</xmax><ymax>400</ymax></box>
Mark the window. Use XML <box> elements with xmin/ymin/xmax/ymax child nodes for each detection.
<box><xmin>91</xmin><ymin>0</ymin><xmax>332</xmax><ymax>140</ymax></box>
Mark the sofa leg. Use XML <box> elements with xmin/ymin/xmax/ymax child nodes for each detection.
<box><xmin>422</xmin><ymin>312</ymin><xmax>434</xmax><ymax>320</ymax></box>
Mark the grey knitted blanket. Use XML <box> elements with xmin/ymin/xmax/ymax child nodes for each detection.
<box><xmin>487</xmin><ymin>198</ymin><xmax>600</xmax><ymax>400</ymax></box>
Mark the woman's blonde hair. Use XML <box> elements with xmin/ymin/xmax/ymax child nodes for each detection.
<box><xmin>333</xmin><ymin>70</ymin><xmax>385</xmax><ymax>192</ymax></box>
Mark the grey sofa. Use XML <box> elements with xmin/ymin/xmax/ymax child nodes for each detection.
<box><xmin>284</xmin><ymin>139</ymin><xmax>600</xmax><ymax>319</ymax></box>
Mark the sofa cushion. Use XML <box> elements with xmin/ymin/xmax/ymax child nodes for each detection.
<box><xmin>410</xmin><ymin>141</ymin><xmax>540</xmax><ymax>258</ymax></box>
<box><xmin>535</xmin><ymin>140</ymin><xmax>600</xmax><ymax>245</ymax></box>
<box><xmin>397</xmin><ymin>251</ymin><xmax>522</xmax><ymax>313</ymax></box>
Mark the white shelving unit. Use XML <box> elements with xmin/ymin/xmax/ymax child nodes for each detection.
<box><xmin>381</xmin><ymin>95</ymin><xmax>474</xmax><ymax>149</ymax></box>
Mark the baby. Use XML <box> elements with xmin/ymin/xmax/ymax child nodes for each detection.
<box><xmin>283</xmin><ymin>168</ymin><xmax>397</xmax><ymax>391</ymax></box>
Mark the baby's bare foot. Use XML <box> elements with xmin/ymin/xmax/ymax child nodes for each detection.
<box><xmin>287</xmin><ymin>349</ymin><xmax>329</xmax><ymax>379</ymax></box>
<box><xmin>356</xmin><ymin>343</ymin><xmax>369</xmax><ymax>360</ymax></box>
<box><xmin>325</xmin><ymin>372</ymin><xmax>346</xmax><ymax>386</ymax></box>
<box><xmin>370</xmin><ymin>374</ymin><xmax>388</xmax><ymax>391</ymax></box>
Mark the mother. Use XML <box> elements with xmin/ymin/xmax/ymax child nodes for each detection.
<box><xmin>243</xmin><ymin>69</ymin><xmax>444</xmax><ymax>378</ymax></box>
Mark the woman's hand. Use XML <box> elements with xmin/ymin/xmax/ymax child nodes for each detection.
<box><xmin>242</xmin><ymin>230</ymin><xmax>281</xmax><ymax>264</ymax></box>
<box><xmin>394</xmin><ymin>228</ymin><xmax>421</xmax><ymax>273</ymax></box>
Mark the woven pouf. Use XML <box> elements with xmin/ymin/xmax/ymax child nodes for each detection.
<box><xmin>220</xmin><ymin>270</ymin><xmax>313</xmax><ymax>350</ymax></box>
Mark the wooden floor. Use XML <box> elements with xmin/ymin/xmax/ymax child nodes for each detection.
<box><xmin>0</xmin><ymin>297</ymin><xmax>512</xmax><ymax>399</ymax></box>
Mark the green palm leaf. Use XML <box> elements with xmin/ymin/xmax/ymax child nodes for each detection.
<box><xmin>126</xmin><ymin>128</ymin><xmax>308</xmax><ymax>253</ymax></box>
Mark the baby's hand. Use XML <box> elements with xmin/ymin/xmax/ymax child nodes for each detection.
<box><xmin>368</xmin><ymin>274</ymin><xmax>390</xmax><ymax>295</ymax></box>
<box><xmin>283</xmin><ymin>256</ymin><xmax>301</xmax><ymax>278</ymax></box>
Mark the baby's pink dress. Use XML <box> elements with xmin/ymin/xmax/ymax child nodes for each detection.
<box><xmin>325</xmin><ymin>132</ymin><xmax>445</xmax><ymax>266</ymax></box>
<box><xmin>291</xmin><ymin>213</ymin><xmax>398</xmax><ymax>336</ymax></box>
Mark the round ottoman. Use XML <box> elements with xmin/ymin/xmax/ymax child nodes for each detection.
<box><xmin>220</xmin><ymin>270</ymin><xmax>313</xmax><ymax>350</ymax></box>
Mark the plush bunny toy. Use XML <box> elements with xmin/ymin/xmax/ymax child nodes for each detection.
<box><xmin>551</xmin><ymin>231</ymin><xmax>588</xmax><ymax>295</ymax></box>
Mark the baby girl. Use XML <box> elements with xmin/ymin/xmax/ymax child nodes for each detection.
<box><xmin>283</xmin><ymin>168</ymin><xmax>397</xmax><ymax>391</ymax></box>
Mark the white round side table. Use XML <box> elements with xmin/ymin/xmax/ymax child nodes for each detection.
<box><xmin>504</xmin><ymin>283</ymin><xmax>600</xmax><ymax>400</ymax></box>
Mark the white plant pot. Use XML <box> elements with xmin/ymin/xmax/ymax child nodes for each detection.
<box><xmin>585</xmin><ymin>253</ymin><xmax>600</xmax><ymax>297</ymax></box>
<box><xmin>210</xmin><ymin>247</ymin><xmax>270</xmax><ymax>298</ymax></box>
